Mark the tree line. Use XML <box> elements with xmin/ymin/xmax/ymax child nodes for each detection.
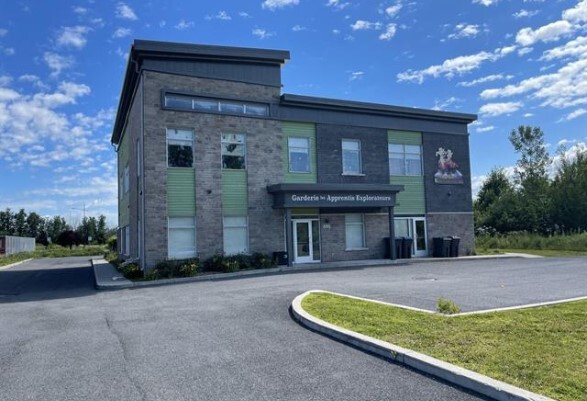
<box><xmin>0</xmin><ymin>208</ymin><xmax>114</xmax><ymax>246</ymax></box>
<box><xmin>475</xmin><ymin>125</ymin><xmax>587</xmax><ymax>235</ymax></box>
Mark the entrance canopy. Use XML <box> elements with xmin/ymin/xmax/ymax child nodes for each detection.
<box><xmin>267</xmin><ymin>183</ymin><xmax>404</xmax><ymax>209</ymax></box>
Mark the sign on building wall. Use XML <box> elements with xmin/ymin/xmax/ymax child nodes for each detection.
<box><xmin>434</xmin><ymin>147</ymin><xmax>464</xmax><ymax>185</ymax></box>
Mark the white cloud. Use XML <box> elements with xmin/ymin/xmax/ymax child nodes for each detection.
<box><xmin>561</xmin><ymin>108</ymin><xmax>587</xmax><ymax>121</ymax></box>
<box><xmin>432</xmin><ymin>96</ymin><xmax>462</xmax><ymax>110</ymax></box>
<box><xmin>349</xmin><ymin>71</ymin><xmax>364</xmax><ymax>81</ymax></box>
<box><xmin>523</xmin><ymin>113</ymin><xmax>534</xmax><ymax>117</ymax></box>
<box><xmin>174</xmin><ymin>20</ymin><xmax>194</xmax><ymax>30</ymax></box>
<box><xmin>479</xmin><ymin>101</ymin><xmax>523</xmax><ymax>116</ymax></box>
<box><xmin>397</xmin><ymin>47</ymin><xmax>513</xmax><ymax>83</ymax></box>
<box><xmin>473</xmin><ymin>0</ymin><xmax>498</xmax><ymax>5</ymax></box>
<box><xmin>112</xmin><ymin>27</ymin><xmax>131</xmax><ymax>38</ymax></box>
<box><xmin>448</xmin><ymin>23</ymin><xmax>480</xmax><ymax>40</ymax></box>
<box><xmin>562</xmin><ymin>0</ymin><xmax>587</xmax><ymax>23</ymax></box>
<box><xmin>292</xmin><ymin>25</ymin><xmax>307</xmax><ymax>32</ymax></box>
<box><xmin>116</xmin><ymin>2</ymin><xmax>138</xmax><ymax>20</ymax></box>
<box><xmin>43</xmin><ymin>52</ymin><xmax>75</xmax><ymax>78</ymax></box>
<box><xmin>516</xmin><ymin>20</ymin><xmax>573</xmax><ymax>46</ymax></box>
<box><xmin>252</xmin><ymin>28</ymin><xmax>274</xmax><ymax>39</ymax></box>
<box><xmin>476</xmin><ymin>125</ymin><xmax>495</xmax><ymax>132</ymax></box>
<box><xmin>517</xmin><ymin>47</ymin><xmax>534</xmax><ymax>56</ymax></box>
<box><xmin>0</xmin><ymin>28</ymin><xmax>7</xmax><ymax>37</ymax></box>
<box><xmin>4</xmin><ymin>48</ymin><xmax>15</xmax><ymax>56</ymax></box>
<box><xmin>541</xmin><ymin>36</ymin><xmax>587</xmax><ymax>61</ymax></box>
<box><xmin>239</xmin><ymin>12</ymin><xmax>251</xmax><ymax>18</ymax></box>
<box><xmin>351</xmin><ymin>20</ymin><xmax>382</xmax><ymax>31</ymax></box>
<box><xmin>18</xmin><ymin>74</ymin><xmax>50</xmax><ymax>90</ymax></box>
<box><xmin>56</xmin><ymin>26</ymin><xmax>91</xmax><ymax>49</ymax></box>
<box><xmin>457</xmin><ymin>74</ymin><xmax>513</xmax><ymax>87</ymax></box>
<box><xmin>385</xmin><ymin>4</ymin><xmax>403</xmax><ymax>17</ymax></box>
<box><xmin>379</xmin><ymin>24</ymin><xmax>397</xmax><ymax>41</ymax></box>
<box><xmin>326</xmin><ymin>0</ymin><xmax>350</xmax><ymax>10</ymax></box>
<box><xmin>332</xmin><ymin>29</ymin><xmax>341</xmax><ymax>35</ymax></box>
<box><xmin>73</xmin><ymin>6</ymin><xmax>87</xmax><ymax>15</ymax></box>
<box><xmin>513</xmin><ymin>9</ymin><xmax>539</xmax><ymax>19</ymax></box>
<box><xmin>206</xmin><ymin>11</ymin><xmax>232</xmax><ymax>21</ymax></box>
<box><xmin>262</xmin><ymin>0</ymin><xmax>299</xmax><ymax>10</ymax></box>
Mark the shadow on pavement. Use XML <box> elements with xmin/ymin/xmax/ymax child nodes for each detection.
<box><xmin>0</xmin><ymin>261</ymin><xmax>97</xmax><ymax>303</ymax></box>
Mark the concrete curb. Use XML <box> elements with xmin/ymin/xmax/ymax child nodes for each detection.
<box><xmin>91</xmin><ymin>253</ymin><xmax>538</xmax><ymax>291</ymax></box>
<box><xmin>0</xmin><ymin>258</ymin><xmax>34</xmax><ymax>271</ymax></box>
<box><xmin>291</xmin><ymin>290</ymin><xmax>555</xmax><ymax>401</ymax></box>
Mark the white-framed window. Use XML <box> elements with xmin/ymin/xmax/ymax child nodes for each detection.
<box><xmin>164</xmin><ymin>94</ymin><xmax>269</xmax><ymax>117</ymax></box>
<box><xmin>221</xmin><ymin>133</ymin><xmax>246</xmax><ymax>170</ymax></box>
<box><xmin>123</xmin><ymin>165</ymin><xmax>130</xmax><ymax>194</ymax></box>
<box><xmin>342</xmin><ymin>139</ymin><xmax>361</xmax><ymax>174</ymax></box>
<box><xmin>345</xmin><ymin>214</ymin><xmax>366</xmax><ymax>249</ymax></box>
<box><xmin>167</xmin><ymin>129</ymin><xmax>194</xmax><ymax>168</ymax></box>
<box><xmin>223</xmin><ymin>216</ymin><xmax>248</xmax><ymax>255</ymax></box>
<box><xmin>288</xmin><ymin>137</ymin><xmax>310</xmax><ymax>173</ymax></box>
<box><xmin>168</xmin><ymin>217</ymin><xmax>196</xmax><ymax>259</ymax></box>
<box><xmin>389</xmin><ymin>144</ymin><xmax>422</xmax><ymax>176</ymax></box>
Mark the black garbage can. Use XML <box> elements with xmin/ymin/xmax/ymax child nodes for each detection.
<box><xmin>450</xmin><ymin>236</ymin><xmax>460</xmax><ymax>257</ymax></box>
<box><xmin>272</xmin><ymin>251</ymin><xmax>288</xmax><ymax>266</ymax></box>
<box><xmin>395</xmin><ymin>237</ymin><xmax>404</xmax><ymax>259</ymax></box>
<box><xmin>433</xmin><ymin>237</ymin><xmax>452</xmax><ymax>257</ymax></box>
<box><xmin>403</xmin><ymin>237</ymin><xmax>413</xmax><ymax>259</ymax></box>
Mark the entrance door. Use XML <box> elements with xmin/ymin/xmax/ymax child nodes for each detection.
<box><xmin>293</xmin><ymin>219</ymin><xmax>320</xmax><ymax>263</ymax></box>
<box><xmin>412</xmin><ymin>218</ymin><xmax>428</xmax><ymax>257</ymax></box>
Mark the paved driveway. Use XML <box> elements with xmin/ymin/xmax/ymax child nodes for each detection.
<box><xmin>1</xmin><ymin>256</ymin><xmax>585</xmax><ymax>401</ymax></box>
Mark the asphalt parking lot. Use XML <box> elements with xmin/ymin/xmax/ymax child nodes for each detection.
<box><xmin>1</xmin><ymin>256</ymin><xmax>585</xmax><ymax>401</ymax></box>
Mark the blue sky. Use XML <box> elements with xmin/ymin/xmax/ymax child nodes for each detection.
<box><xmin>0</xmin><ymin>0</ymin><xmax>586</xmax><ymax>227</ymax></box>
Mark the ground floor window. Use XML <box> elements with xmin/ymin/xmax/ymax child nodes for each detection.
<box><xmin>168</xmin><ymin>217</ymin><xmax>196</xmax><ymax>259</ymax></box>
<box><xmin>345</xmin><ymin>214</ymin><xmax>365</xmax><ymax>249</ymax></box>
<box><xmin>118</xmin><ymin>226</ymin><xmax>130</xmax><ymax>256</ymax></box>
<box><xmin>394</xmin><ymin>217</ymin><xmax>427</xmax><ymax>257</ymax></box>
<box><xmin>223</xmin><ymin>216</ymin><xmax>248</xmax><ymax>255</ymax></box>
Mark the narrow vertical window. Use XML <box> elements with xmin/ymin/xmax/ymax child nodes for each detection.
<box><xmin>168</xmin><ymin>217</ymin><xmax>196</xmax><ymax>259</ymax></box>
<box><xmin>345</xmin><ymin>214</ymin><xmax>365</xmax><ymax>249</ymax></box>
<box><xmin>342</xmin><ymin>139</ymin><xmax>361</xmax><ymax>174</ymax></box>
<box><xmin>167</xmin><ymin>129</ymin><xmax>194</xmax><ymax>168</ymax></box>
<box><xmin>136</xmin><ymin>139</ymin><xmax>141</xmax><ymax>177</ymax></box>
<box><xmin>221</xmin><ymin>133</ymin><xmax>246</xmax><ymax>170</ymax></box>
<box><xmin>288</xmin><ymin>137</ymin><xmax>310</xmax><ymax>173</ymax></box>
<box><xmin>223</xmin><ymin>216</ymin><xmax>248</xmax><ymax>254</ymax></box>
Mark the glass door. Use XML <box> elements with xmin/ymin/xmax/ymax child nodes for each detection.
<box><xmin>412</xmin><ymin>218</ymin><xmax>428</xmax><ymax>257</ymax></box>
<box><xmin>293</xmin><ymin>219</ymin><xmax>320</xmax><ymax>263</ymax></box>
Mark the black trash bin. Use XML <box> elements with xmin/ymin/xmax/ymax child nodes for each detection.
<box><xmin>450</xmin><ymin>236</ymin><xmax>460</xmax><ymax>257</ymax></box>
<box><xmin>403</xmin><ymin>237</ymin><xmax>413</xmax><ymax>259</ymax></box>
<box><xmin>272</xmin><ymin>251</ymin><xmax>288</xmax><ymax>266</ymax></box>
<box><xmin>395</xmin><ymin>237</ymin><xmax>404</xmax><ymax>259</ymax></box>
<box><xmin>433</xmin><ymin>237</ymin><xmax>452</xmax><ymax>257</ymax></box>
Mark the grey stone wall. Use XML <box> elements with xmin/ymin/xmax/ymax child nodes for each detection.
<box><xmin>316</xmin><ymin>124</ymin><xmax>389</xmax><ymax>184</ymax></box>
<box><xmin>319</xmin><ymin>213</ymin><xmax>389</xmax><ymax>262</ymax></box>
<box><xmin>141</xmin><ymin>70</ymin><xmax>283</xmax><ymax>267</ymax></box>
<box><xmin>426</xmin><ymin>213</ymin><xmax>475</xmax><ymax>256</ymax></box>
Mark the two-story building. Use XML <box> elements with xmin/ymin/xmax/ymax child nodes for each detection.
<box><xmin>112</xmin><ymin>39</ymin><xmax>477</xmax><ymax>269</ymax></box>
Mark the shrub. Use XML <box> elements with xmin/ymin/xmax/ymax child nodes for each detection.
<box><xmin>120</xmin><ymin>262</ymin><xmax>142</xmax><ymax>280</ymax></box>
<box><xmin>437</xmin><ymin>297</ymin><xmax>462</xmax><ymax>315</ymax></box>
<box><xmin>107</xmin><ymin>235</ymin><xmax>117</xmax><ymax>252</ymax></box>
<box><xmin>151</xmin><ymin>258</ymin><xmax>201</xmax><ymax>279</ymax></box>
<box><xmin>251</xmin><ymin>252</ymin><xmax>276</xmax><ymax>269</ymax></box>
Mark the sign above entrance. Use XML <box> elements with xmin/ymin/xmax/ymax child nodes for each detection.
<box><xmin>267</xmin><ymin>183</ymin><xmax>404</xmax><ymax>209</ymax></box>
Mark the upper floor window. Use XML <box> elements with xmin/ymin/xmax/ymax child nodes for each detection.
<box><xmin>389</xmin><ymin>144</ymin><xmax>422</xmax><ymax>176</ymax></box>
<box><xmin>222</xmin><ymin>133</ymin><xmax>246</xmax><ymax>170</ymax></box>
<box><xmin>288</xmin><ymin>137</ymin><xmax>310</xmax><ymax>173</ymax></box>
<box><xmin>167</xmin><ymin>129</ymin><xmax>194</xmax><ymax>168</ymax></box>
<box><xmin>342</xmin><ymin>139</ymin><xmax>361</xmax><ymax>175</ymax></box>
<box><xmin>164</xmin><ymin>93</ymin><xmax>269</xmax><ymax>117</ymax></box>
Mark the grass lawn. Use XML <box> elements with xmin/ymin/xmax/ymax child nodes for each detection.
<box><xmin>0</xmin><ymin>245</ymin><xmax>107</xmax><ymax>267</ymax></box>
<box><xmin>476</xmin><ymin>248</ymin><xmax>587</xmax><ymax>257</ymax></box>
<box><xmin>302</xmin><ymin>293</ymin><xmax>587</xmax><ymax>401</ymax></box>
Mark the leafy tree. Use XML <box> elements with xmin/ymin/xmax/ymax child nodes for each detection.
<box><xmin>46</xmin><ymin>216</ymin><xmax>69</xmax><ymax>243</ymax></box>
<box><xmin>14</xmin><ymin>209</ymin><xmax>28</xmax><ymax>237</ymax></box>
<box><xmin>0</xmin><ymin>208</ymin><xmax>14</xmax><ymax>235</ymax></box>
<box><xmin>508</xmin><ymin>126</ymin><xmax>551</xmax><ymax>233</ymax></box>
<box><xmin>550</xmin><ymin>147</ymin><xmax>587</xmax><ymax>232</ymax></box>
<box><xmin>26</xmin><ymin>212</ymin><xmax>43</xmax><ymax>239</ymax></box>
<box><xmin>56</xmin><ymin>230</ymin><xmax>82</xmax><ymax>249</ymax></box>
<box><xmin>96</xmin><ymin>215</ymin><xmax>107</xmax><ymax>244</ymax></box>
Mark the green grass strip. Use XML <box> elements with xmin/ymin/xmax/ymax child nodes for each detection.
<box><xmin>476</xmin><ymin>248</ymin><xmax>587</xmax><ymax>257</ymax></box>
<box><xmin>302</xmin><ymin>293</ymin><xmax>587</xmax><ymax>401</ymax></box>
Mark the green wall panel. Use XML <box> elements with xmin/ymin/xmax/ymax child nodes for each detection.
<box><xmin>283</xmin><ymin>122</ymin><xmax>317</xmax><ymax>183</ymax></box>
<box><xmin>391</xmin><ymin>176</ymin><xmax>425</xmax><ymax>215</ymax></box>
<box><xmin>388</xmin><ymin>130</ymin><xmax>422</xmax><ymax>145</ymax></box>
<box><xmin>167</xmin><ymin>168</ymin><xmax>196</xmax><ymax>216</ymax></box>
<box><xmin>222</xmin><ymin>170</ymin><xmax>248</xmax><ymax>216</ymax></box>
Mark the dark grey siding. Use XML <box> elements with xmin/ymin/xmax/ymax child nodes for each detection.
<box><xmin>316</xmin><ymin>124</ymin><xmax>389</xmax><ymax>184</ymax></box>
<box><xmin>423</xmin><ymin>132</ymin><xmax>473</xmax><ymax>213</ymax></box>
<box><xmin>142</xmin><ymin>59</ymin><xmax>282</xmax><ymax>87</ymax></box>
<box><xmin>279</xmin><ymin>106</ymin><xmax>469</xmax><ymax>135</ymax></box>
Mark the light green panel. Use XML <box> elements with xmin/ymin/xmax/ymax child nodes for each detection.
<box><xmin>167</xmin><ymin>169</ymin><xmax>196</xmax><ymax>216</ymax></box>
<box><xmin>388</xmin><ymin>130</ymin><xmax>422</xmax><ymax>145</ymax></box>
<box><xmin>222</xmin><ymin>170</ymin><xmax>248</xmax><ymax>216</ymax></box>
<box><xmin>283</xmin><ymin>122</ymin><xmax>317</xmax><ymax>183</ymax></box>
<box><xmin>391</xmin><ymin>176</ymin><xmax>425</xmax><ymax>215</ymax></box>
<box><xmin>119</xmin><ymin>196</ymin><xmax>129</xmax><ymax>226</ymax></box>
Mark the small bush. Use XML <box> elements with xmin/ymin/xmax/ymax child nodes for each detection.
<box><xmin>120</xmin><ymin>262</ymin><xmax>142</xmax><ymax>280</ymax></box>
<box><xmin>150</xmin><ymin>258</ymin><xmax>201</xmax><ymax>279</ymax></box>
<box><xmin>251</xmin><ymin>252</ymin><xmax>276</xmax><ymax>269</ymax></box>
<box><xmin>107</xmin><ymin>235</ymin><xmax>117</xmax><ymax>251</ymax></box>
<box><xmin>437</xmin><ymin>297</ymin><xmax>462</xmax><ymax>315</ymax></box>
